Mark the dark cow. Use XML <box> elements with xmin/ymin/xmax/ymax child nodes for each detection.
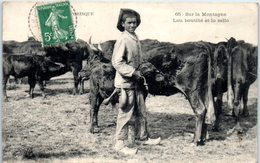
<box><xmin>207</xmin><ymin>38</ymin><xmax>257</xmax><ymax>133</ymax></box>
<box><xmin>89</xmin><ymin>39</ymin><xmax>230</xmax><ymax>145</ymax></box>
<box><xmin>89</xmin><ymin>38</ymin><xmax>257</xmax><ymax>142</ymax></box>
<box><xmin>4</xmin><ymin>38</ymin><xmax>97</xmax><ymax>95</ymax></box>
<box><xmin>147</xmin><ymin>41</ymin><xmax>219</xmax><ymax>145</ymax></box>
<box><xmin>3</xmin><ymin>38</ymin><xmax>47</xmax><ymax>84</ymax></box>
<box><xmin>142</xmin><ymin>39</ymin><xmax>238</xmax><ymax>143</ymax></box>
<box><xmin>3</xmin><ymin>37</ymin><xmax>46</xmax><ymax>56</ymax></box>
<box><xmin>78</xmin><ymin>44</ymin><xmax>111</xmax><ymax>94</ymax></box>
<box><xmin>89</xmin><ymin>61</ymin><xmax>165</xmax><ymax>133</ymax></box>
<box><xmin>210</xmin><ymin>42</ymin><xmax>229</xmax><ymax>131</ymax></box>
<box><xmin>226</xmin><ymin>38</ymin><xmax>257</xmax><ymax>132</ymax></box>
<box><xmin>3</xmin><ymin>54</ymin><xmax>67</xmax><ymax>100</ymax></box>
<box><xmin>43</xmin><ymin>39</ymin><xmax>95</xmax><ymax>94</ymax></box>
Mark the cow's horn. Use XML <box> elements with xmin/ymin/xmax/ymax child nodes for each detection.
<box><xmin>88</xmin><ymin>36</ymin><xmax>98</xmax><ymax>51</ymax></box>
<box><xmin>88</xmin><ymin>36</ymin><xmax>92</xmax><ymax>44</ymax></box>
<box><xmin>98</xmin><ymin>43</ymin><xmax>103</xmax><ymax>52</ymax></box>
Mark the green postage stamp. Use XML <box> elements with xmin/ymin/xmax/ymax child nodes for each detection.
<box><xmin>36</xmin><ymin>1</ymin><xmax>75</xmax><ymax>46</ymax></box>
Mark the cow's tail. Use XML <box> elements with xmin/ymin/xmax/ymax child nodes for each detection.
<box><xmin>227</xmin><ymin>38</ymin><xmax>237</xmax><ymax>111</ymax></box>
<box><xmin>204</xmin><ymin>43</ymin><xmax>216</xmax><ymax>125</ymax></box>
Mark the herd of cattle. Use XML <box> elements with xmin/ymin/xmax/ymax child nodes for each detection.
<box><xmin>3</xmin><ymin>37</ymin><xmax>257</xmax><ymax>145</ymax></box>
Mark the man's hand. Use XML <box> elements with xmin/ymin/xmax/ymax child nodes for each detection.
<box><xmin>132</xmin><ymin>71</ymin><xmax>144</xmax><ymax>85</ymax></box>
<box><xmin>132</xmin><ymin>71</ymin><xmax>142</xmax><ymax>81</ymax></box>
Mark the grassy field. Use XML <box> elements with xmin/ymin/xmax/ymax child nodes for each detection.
<box><xmin>2</xmin><ymin>73</ymin><xmax>258</xmax><ymax>163</ymax></box>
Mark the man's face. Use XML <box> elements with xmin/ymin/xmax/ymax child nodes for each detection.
<box><xmin>122</xmin><ymin>17</ymin><xmax>137</xmax><ymax>34</ymax></box>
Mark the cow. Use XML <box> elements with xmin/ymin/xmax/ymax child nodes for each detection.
<box><xmin>43</xmin><ymin>39</ymin><xmax>97</xmax><ymax>94</ymax></box>
<box><xmin>85</xmin><ymin>40</ymin><xmax>165</xmax><ymax>133</ymax></box>
<box><xmin>89</xmin><ymin>61</ymin><xmax>165</xmax><ymax>134</ymax></box>
<box><xmin>210</xmin><ymin>42</ymin><xmax>229</xmax><ymax>131</ymax></box>
<box><xmin>148</xmin><ymin>41</ymin><xmax>220</xmax><ymax>145</ymax></box>
<box><xmin>205</xmin><ymin>38</ymin><xmax>258</xmax><ymax>133</ymax></box>
<box><xmin>78</xmin><ymin>43</ymin><xmax>111</xmax><ymax>94</ymax></box>
<box><xmin>3</xmin><ymin>54</ymin><xmax>68</xmax><ymax>100</ymax></box>
<box><xmin>3</xmin><ymin>37</ymin><xmax>46</xmax><ymax>56</ymax></box>
<box><xmin>3</xmin><ymin>38</ymin><xmax>47</xmax><ymax>85</ymax></box>
<box><xmin>88</xmin><ymin>39</ymin><xmax>230</xmax><ymax>144</ymax></box>
<box><xmin>3</xmin><ymin>38</ymin><xmax>98</xmax><ymax>95</ymax></box>
<box><xmin>226</xmin><ymin>38</ymin><xmax>257</xmax><ymax>132</ymax></box>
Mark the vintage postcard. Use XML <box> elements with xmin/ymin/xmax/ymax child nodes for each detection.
<box><xmin>2</xmin><ymin>1</ymin><xmax>258</xmax><ymax>163</ymax></box>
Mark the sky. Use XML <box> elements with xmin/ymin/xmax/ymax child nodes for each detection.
<box><xmin>2</xmin><ymin>2</ymin><xmax>258</xmax><ymax>45</ymax></box>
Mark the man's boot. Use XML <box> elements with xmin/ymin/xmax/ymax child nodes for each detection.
<box><xmin>114</xmin><ymin>140</ymin><xmax>138</xmax><ymax>155</ymax></box>
<box><xmin>143</xmin><ymin>137</ymin><xmax>161</xmax><ymax>145</ymax></box>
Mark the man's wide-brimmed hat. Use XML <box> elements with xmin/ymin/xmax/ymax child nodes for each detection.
<box><xmin>116</xmin><ymin>8</ymin><xmax>141</xmax><ymax>32</ymax></box>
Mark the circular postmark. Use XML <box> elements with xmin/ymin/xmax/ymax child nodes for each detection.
<box><xmin>28</xmin><ymin>2</ymin><xmax>78</xmax><ymax>42</ymax></box>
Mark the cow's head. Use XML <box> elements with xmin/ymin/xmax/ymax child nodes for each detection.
<box><xmin>66</xmin><ymin>41</ymin><xmax>91</xmax><ymax>60</ymax></box>
<box><xmin>213</xmin><ymin>43</ymin><xmax>228</xmax><ymax>81</ymax></box>
<box><xmin>161</xmin><ymin>53</ymin><xmax>174</xmax><ymax>70</ymax></box>
<box><xmin>84</xmin><ymin>37</ymin><xmax>111</xmax><ymax>64</ymax></box>
<box><xmin>41</xmin><ymin>57</ymin><xmax>68</xmax><ymax>79</ymax></box>
<box><xmin>138</xmin><ymin>62</ymin><xmax>165</xmax><ymax>93</ymax></box>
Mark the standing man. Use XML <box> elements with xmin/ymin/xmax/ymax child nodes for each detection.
<box><xmin>112</xmin><ymin>8</ymin><xmax>161</xmax><ymax>155</ymax></box>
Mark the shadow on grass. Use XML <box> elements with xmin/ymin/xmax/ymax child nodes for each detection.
<box><xmin>139</xmin><ymin>100</ymin><xmax>257</xmax><ymax>141</ymax></box>
<box><xmin>44</xmin><ymin>88</ymin><xmax>90</xmax><ymax>96</ymax></box>
<box><xmin>6</xmin><ymin>84</ymin><xmax>20</xmax><ymax>90</ymax></box>
<box><xmin>19</xmin><ymin>147</ymin><xmax>86</xmax><ymax>160</ymax></box>
<box><xmin>94</xmin><ymin>99</ymin><xmax>257</xmax><ymax>143</ymax></box>
<box><xmin>22</xmin><ymin>89</ymin><xmax>72</xmax><ymax>98</ymax></box>
<box><xmin>44</xmin><ymin>78</ymin><xmax>90</xmax><ymax>96</ymax></box>
<box><xmin>47</xmin><ymin>78</ymin><xmax>73</xmax><ymax>85</ymax></box>
<box><xmin>44</xmin><ymin>88</ymin><xmax>73</xmax><ymax>96</ymax></box>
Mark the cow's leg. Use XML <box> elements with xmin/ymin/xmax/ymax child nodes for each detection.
<box><xmin>233</xmin><ymin>83</ymin><xmax>243</xmax><ymax>132</ymax></box>
<box><xmin>200</xmin><ymin>122</ymin><xmax>208</xmax><ymax>145</ymax></box>
<box><xmin>43</xmin><ymin>80</ymin><xmax>47</xmax><ymax>87</ymax></box>
<box><xmin>79</xmin><ymin>79</ymin><xmax>84</xmax><ymax>95</ymax></box>
<box><xmin>89</xmin><ymin>93</ymin><xmax>103</xmax><ymax>133</ymax></box>
<box><xmin>3</xmin><ymin>75</ymin><xmax>9</xmax><ymax>101</ymax></box>
<box><xmin>212</xmin><ymin>79</ymin><xmax>223</xmax><ymax>131</ymax></box>
<box><xmin>14</xmin><ymin>77</ymin><xmax>20</xmax><ymax>84</ymax></box>
<box><xmin>38</xmin><ymin>79</ymin><xmax>46</xmax><ymax>98</ymax></box>
<box><xmin>71</xmin><ymin>67</ymin><xmax>81</xmax><ymax>95</ymax></box>
<box><xmin>213</xmin><ymin>93</ymin><xmax>223</xmax><ymax>131</ymax></box>
<box><xmin>28</xmin><ymin>76</ymin><xmax>36</xmax><ymax>98</ymax></box>
<box><xmin>193</xmin><ymin>114</ymin><xmax>206</xmax><ymax>145</ymax></box>
<box><xmin>190</xmin><ymin>96</ymin><xmax>207</xmax><ymax>145</ymax></box>
<box><xmin>242</xmin><ymin>84</ymin><xmax>250</xmax><ymax>117</ymax></box>
<box><xmin>111</xmin><ymin>100</ymin><xmax>118</xmax><ymax>124</ymax></box>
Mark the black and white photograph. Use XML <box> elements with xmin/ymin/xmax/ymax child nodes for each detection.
<box><xmin>2</xmin><ymin>1</ymin><xmax>258</xmax><ymax>162</ymax></box>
